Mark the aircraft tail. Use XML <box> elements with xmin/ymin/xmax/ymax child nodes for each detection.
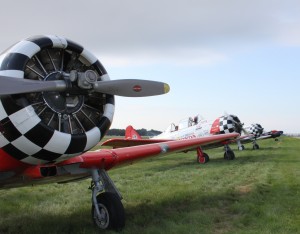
<box><xmin>125</xmin><ymin>125</ymin><xmax>142</xmax><ymax>139</ymax></box>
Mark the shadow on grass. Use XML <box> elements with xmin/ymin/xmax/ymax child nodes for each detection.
<box><xmin>122</xmin><ymin>181</ymin><xmax>298</xmax><ymax>233</ymax></box>
<box><xmin>0</xmin><ymin>184</ymin><xmax>272</xmax><ymax>233</ymax></box>
<box><xmin>0</xmin><ymin>207</ymin><xmax>100</xmax><ymax>234</ymax></box>
<box><xmin>1</xmin><ymin>180</ymin><xmax>298</xmax><ymax>234</ymax></box>
<box><xmin>139</xmin><ymin>151</ymin><xmax>294</xmax><ymax>174</ymax></box>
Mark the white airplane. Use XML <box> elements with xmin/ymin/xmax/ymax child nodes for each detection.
<box><xmin>103</xmin><ymin>114</ymin><xmax>245</xmax><ymax>163</ymax></box>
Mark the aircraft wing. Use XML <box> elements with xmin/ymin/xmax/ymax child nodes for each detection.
<box><xmin>0</xmin><ymin>133</ymin><xmax>238</xmax><ymax>189</ymax></box>
<box><xmin>102</xmin><ymin>133</ymin><xmax>240</xmax><ymax>151</ymax></box>
<box><xmin>78</xmin><ymin>133</ymin><xmax>239</xmax><ymax>169</ymax></box>
<box><xmin>257</xmin><ymin>130</ymin><xmax>284</xmax><ymax>140</ymax></box>
<box><xmin>102</xmin><ymin>138</ymin><xmax>170</xmax><ymax>148</ymax></box>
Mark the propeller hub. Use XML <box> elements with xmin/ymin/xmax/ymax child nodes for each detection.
<box><xmin>43</xmin><ymin>71</ymin><xmax>84</xmax><ymax>114</ymax></box>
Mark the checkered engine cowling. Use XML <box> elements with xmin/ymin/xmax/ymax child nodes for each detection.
<box><xmin>0</xmin><ymin>35</ymin><xmax>115</xmax><ymax>165</ymax></box>
<box><xmin>248</xmin><ymin>124</ymin><xmax>264</xmax><ymax>138</ymax></box>
<box><xmin>219</xmin><ymin>115</ymin><xmax>241</xmax><ymax>134</ymax></box>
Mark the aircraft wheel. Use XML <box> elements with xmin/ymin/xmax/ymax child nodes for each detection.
<box><xmin>253</xmin><ymin>144</ymin><xmax>259</xmax><ymax>150</ymax></box>
<box><xmin>224</xmin><ymin>151</ymin><xmax>235</xmax><ymax>160</ymax></box>
<box><xmin>197</xmin><ymin>153</ymin><xmax>209</xmax><ymax>164</ymax></box>
<box><xmin>92</xmin><ymin>192</ymin><xmax>125</xmax><ymax>230</ymax></box>
<box><xmin>238</xmin><ymin>145</ymin><xmax>245</xmax><ymax>151</ymax></box>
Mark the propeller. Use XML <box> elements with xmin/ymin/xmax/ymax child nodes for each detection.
<box><xmin>0</xmin><ymin>72</ymin><xmax>170</xmax><ymax>97</ymax></box>
<box><xmin>93</xmin><ymin>79</ymin><xmax>170</xmax><ymax>97</ymax></box>
<box><xmin>223</xmin><ymin>112</ymin><xmax>247</xmax><ymax>135</ymax></box>
<box><xmin>0</xmin><ymin>75</ymin><xmax>66</xmax><ymax>95</ymax></box>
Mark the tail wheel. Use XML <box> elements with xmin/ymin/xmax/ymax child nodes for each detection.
<box><xmin>92</xmin><ymin>192</ymin><xmax>125</xmax><ymax>230</ymax></box>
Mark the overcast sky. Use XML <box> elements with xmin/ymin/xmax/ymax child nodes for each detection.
<box><xmin>1</xmin><ymin>0</ymin><xmax>299</xmax><ymax>133</ymax></box>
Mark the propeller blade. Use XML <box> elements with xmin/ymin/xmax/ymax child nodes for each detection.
<box><xmin>0</xmin><ymin>75</ymin><xmax>170</xmax><ymax>97</ymax></box>
<box><xmin>0</xmin><ymin>75</ymin><xmax>66</xmax><ymax>95</ymax></box>
<box><xmin>241</xmin><ymin>127</ymin><xmax>249</xmax><ymax>135</ymax></box>
<box><xmin>93</xmin><ymin>79</ymin><xmax>170</xmax><ymax>97</ymax></box>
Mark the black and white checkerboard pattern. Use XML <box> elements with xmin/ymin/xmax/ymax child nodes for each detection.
<box><xmin>219</xmin><ymin>115</ymin><xmax>237</xmax><ymax>134</ymax></box>
<box><xmin>0</xmin><ymin>35</ymin><xmax>115</xmax><ymax>165</ymax></box>
<box><xmin>248</xmin><ymin>124</ymin><xmax>263</xmax><ymax>138</ymax></box>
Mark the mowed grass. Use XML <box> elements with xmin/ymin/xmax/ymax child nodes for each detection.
<box><xmin>0</xmin><ymin>137</ymin><xmax>299</xmax><ymax>234</ymax></box>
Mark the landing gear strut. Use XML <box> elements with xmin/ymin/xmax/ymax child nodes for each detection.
<box><xmin>224</xmin><ymin>145</ymin><xmax>235</xmax><ymax>160</ymax></box>
<box><xmin>252</xmin><ymin>140</ymin><xmax>259</xmax><ymax>150</ymax></box>
<box><xmin>196</xmin><ymin>147</ymin><xmax>209</xmax><ymax>164</ymax></box>
<box><xmin>90</xmin><ymin>169</ymin><xmax>125</xmax><ymax>230</ymax></box>
<box><xmin>237</xmin><ymin>139</ymin><xmax>245</xmax><ymax>151</ymax></box>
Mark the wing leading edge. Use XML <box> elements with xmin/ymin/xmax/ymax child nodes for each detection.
<box><xmin>78</xmin><ymin>133</ymin><xmax>239</xmax><ymax>169</ymax></box>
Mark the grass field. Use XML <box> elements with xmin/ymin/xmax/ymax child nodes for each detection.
<box><xmin>0</xmin><ymin>137</ymin><xmax>299</xmax><ymax>234</ymax></box>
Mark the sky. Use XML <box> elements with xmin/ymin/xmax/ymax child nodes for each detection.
<box><xmin>0</xmin><ymin>0</ymin><xmax>299</xmax><ymax>133</ymax></box>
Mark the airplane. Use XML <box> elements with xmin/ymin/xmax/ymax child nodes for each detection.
<box><xmin>0</xmin><ymin>35</ymin><xmax>239</xmax><ymax>230</ymax></box>
<box><xmin>234</xmin><ymin>124</ymin><xmax>283</xmax><ymax>149</ymax></box>
<box><xmin>103</xmin><ymin>114</ymin><xmax>246</xmax><ymax>163</ymax></box>
<box><xmin>262</xmin><ymin>130</ymin><xmax>284</xmax><ymax>141</ymax></box>
<box><xmin>237</xmin><ymin>123</ymin><xmax>264</xmax><ymax>150</ymax></box>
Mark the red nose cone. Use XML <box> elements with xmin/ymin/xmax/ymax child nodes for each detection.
<box><xmin>133</xmin><ymin>85</ymin><xmax>142</xmax><ymax>92</ymax></box>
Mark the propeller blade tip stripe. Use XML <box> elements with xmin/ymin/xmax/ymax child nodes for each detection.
<box><xmin>164</xmin><ymin>83</ymin><xmax>170</xmax><ymax>94</ymax></box>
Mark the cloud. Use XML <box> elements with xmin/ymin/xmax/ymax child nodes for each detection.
<box><xmin>99</xmin><ymin>47</ymin><xmax>228</xmax><ymax>67</ymax></box>
<box><xmin>1</xmin><ymin>1</ymin><xmax>300</xmax><ymax>54</ymax></box>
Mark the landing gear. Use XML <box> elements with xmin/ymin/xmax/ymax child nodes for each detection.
<box><xmin>92</xmin><ymin>192</ymin><xmax>125</xmax><ymax>230</ymax></box>
<box><xmin>253</xmin><ymin>143</ymin><xmax>259</xmax><ymax>150</ymax></box>
<box><xmin>238</xmin><ymin>145</ymin><xmax>245</xmax><ymax>151</ymax></box>
<box><xmin>90</xmin><ymin>169</ymin><xmax>125</xmax><ymax>230</ymax></box>
<box><xmin>252</xmin><ymin>140</ymin><xmax>259</xmax><ymax>150</ymax></box>
<box><xmin>196</xmin><ymin>147</ymin><xmax>209</xmax><ymax>164</ymax></box>
<box><xmin>224</xmin><ymin>145</ymin><xmax>235</xmax><ymax>160</ymax></box>
<box><xmin>237</xmin><ymin>139</ymin><xmax>245</xmax><ymax>151</ymax></box>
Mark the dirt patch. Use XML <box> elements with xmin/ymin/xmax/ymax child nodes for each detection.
<box><xmin>236</xmin><ymin>185</ymin><xmax>253</xmax><ymax>195</ymax></box>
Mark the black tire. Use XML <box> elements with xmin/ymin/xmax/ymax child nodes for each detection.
<box><xmin>197</xmin><ymin>153</ymin><xmax>209</xmax><ymax>164</ymax></box>
<box><xmin>224</xmin><ymin>150</ymin><xmax>235</xmax><ymax>160</ymax></box>
<box><xmin>204</xmin><ymin>153</ymin><xmax>210</xmax><ymax>162</ymax></box>
<box><xmin>253</xmin><ymin>144</ymin><xmax>259</xmax><ymax>150</ymax></box>
<box><xmin>92</xmin><ymin>192</ymin><xmax>125</xmax><ymax>230</ymax></box>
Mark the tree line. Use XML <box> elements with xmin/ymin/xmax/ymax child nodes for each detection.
<box><xmin>107</xmin><ymin>128</ymin><xmax>162</xmax><ymax>137</ymax></box>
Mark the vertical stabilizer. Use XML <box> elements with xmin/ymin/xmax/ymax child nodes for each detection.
<box><xmin>125</xmin><ymin>125</ymin><xmax>142</xmax><ymax>139</ymax></box>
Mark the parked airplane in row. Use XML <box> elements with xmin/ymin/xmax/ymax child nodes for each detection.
<box><xmin>103</xmin><ymin>116</ymin><xmax>282</xmax><ymax>162</ymax></box>
<box><xmin>233</xmin><ymin>124</ymin><xmax>283</xmax><ymax>149</ymax></box>
<box><xmin>260</xmin><ymin>130</ymin><xmax>284</xmax><ymax>141</ymax></box>
<box><xmin>0</xmin><ymin>35</ymin><xmax>239</xmax><ymax>230</ymax></box>
<box><xmin>103</xmin><ymin>114</ymin><xmax>246</xmax><ymax>162</ymax></box>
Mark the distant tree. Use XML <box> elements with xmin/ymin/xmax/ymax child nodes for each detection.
<box><xmin>136</xmin><ymin>128</ymin><xmax>147</xmax><ymax>136</ymax></box>
<box><xmin>107</xmin><ymin>129</ymin><xmax>125</xmax><ymax>136</ymax></box>
<box><xmin>106</xmin><ymin>128</ymin><xmax>162</xmax><ymax>137</ymax></box>
<box><xmin>148</xmin><ymin>129</ymin><xmax>162</xmax><ymax>136</ymax></box>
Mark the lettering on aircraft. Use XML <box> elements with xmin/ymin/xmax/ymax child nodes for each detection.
<box><xmin>180</xmin><ymin>134</ymin><xmax>196</xmax><ymax>140</ymax></box>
